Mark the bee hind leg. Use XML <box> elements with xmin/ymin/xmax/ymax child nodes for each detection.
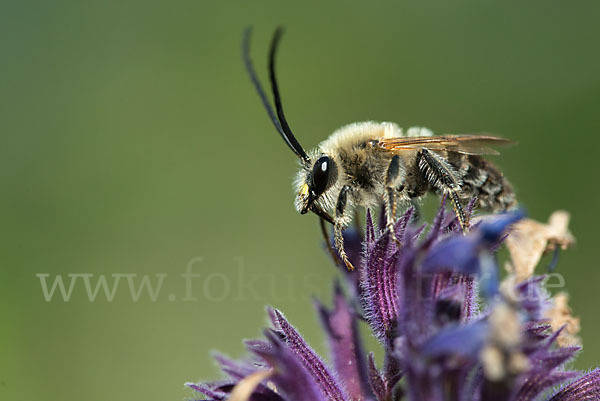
<box><xmin>334</xmin><ymin>185</ymin><xmax>355</xmax><ymax>271</ymax></box>
<box><xmin>418</xmin><ymin>148</ymin><xmax>469</xmax><ymax>233</ymax></box>
<box><xmin>384</xmin><ymin>155</ymin><xmax>406</xmax><ymax>245</ymax></box>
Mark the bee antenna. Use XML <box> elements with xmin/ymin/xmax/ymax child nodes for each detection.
<box><xmin>242</xmin><ymin>27</ymin><xmax>310</xmax><ymax>164</ymax></box>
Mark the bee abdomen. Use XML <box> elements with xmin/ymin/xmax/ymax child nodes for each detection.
<box><xmin>459</xmin><ymin>155</ymin><xmax>516</xmax><ymax>212</ymax></box>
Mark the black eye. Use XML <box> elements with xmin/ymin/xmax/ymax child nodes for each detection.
<box><xmin>312</xmin><ymin>156</ymin><xmax>334</xmax><ymax>195</ymax></box>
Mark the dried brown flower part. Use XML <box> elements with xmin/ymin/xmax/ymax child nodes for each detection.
<box><xmin>480</xmin><ymin>303</ymin><xmax>530</xmax><ymax>381</ymax></box>
<box><xmin>546</xmin><ymin>292</ymin><xmax>581</xmax><ymax>347</ymax></box>
<box><xmin>500</xmin><ymin>211</ymin><xmax>579</xmax><ymax>346</ymax></box>
<box><xmin>504</xmin><ymin>211</ymin><xmax>575</xmax><ymax>282</ymax></box>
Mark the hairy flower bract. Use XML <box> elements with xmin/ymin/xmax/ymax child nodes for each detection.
<box><xmin>186</xmin><ymin>203</ymin><xmax>598</xmax><ymax>401</ymax></box>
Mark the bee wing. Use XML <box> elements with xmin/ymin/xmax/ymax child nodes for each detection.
<box><xmin>378</xmin><ymin>135</ymin><xmax>514</xmax><ymax>156</ymax></box>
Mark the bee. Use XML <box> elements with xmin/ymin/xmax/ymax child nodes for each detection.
<box><xmin>242</xmin><ymin>28</ymin><xmax>516</xmax><ymax>270</ymax></box>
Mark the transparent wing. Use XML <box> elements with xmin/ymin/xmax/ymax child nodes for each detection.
<box><xmin>378</xmin><ymin>135</ymin><xmax>514</xmax><ymax>155</ymax></box>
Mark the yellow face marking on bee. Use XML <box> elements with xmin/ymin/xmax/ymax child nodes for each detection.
<box><xmin>299</xmin><ymin>183</ymin><xmax>309</xmax><ymax>197</ymax></box>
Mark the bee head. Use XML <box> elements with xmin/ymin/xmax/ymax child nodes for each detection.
<box><xmin>243</xmin><ymin>28</ymin><xmax>336</xmax><ymax>223</ymax></box>
<box><xmin>295</xmin><ymin>154</ymin><xmax>338</xmax><ymax>215</ymax></box>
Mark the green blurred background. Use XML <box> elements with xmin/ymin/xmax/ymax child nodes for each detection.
<box><xmin>1</xmin><ymin>1</ymin><xmax>599</xmax><ymax>400</ymax></box>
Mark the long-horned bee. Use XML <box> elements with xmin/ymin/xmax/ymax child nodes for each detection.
<box><xmin>242</xmin><ymin>28</ymin><xmax>516</xmax><ymax>270</ymax></box>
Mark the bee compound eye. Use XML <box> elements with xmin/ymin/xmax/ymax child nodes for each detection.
<box><xmin>312</xmin><ymin>156</ymin><xmax>331</xmax><ymax>195</ymax></box>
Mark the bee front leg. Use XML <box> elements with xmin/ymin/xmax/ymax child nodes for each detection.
<box><xmin>385</xmin><ymin>155</ymin><xmax>406</xmax><ymax>244</ymax></box>
<box><xmin>334</xmin><ymin>185</ymin><xmax>355</xmax><ymax>271</ymax></box>
<box><xmin>319</xmin><ymin>217</ymin><xmax>342</xmax><ymax>266</ymax></box>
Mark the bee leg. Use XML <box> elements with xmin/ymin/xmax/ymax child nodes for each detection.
<box><xmin>334</xmin><ymin>185</ymin><xmax>355</xmax><ymax>271</ymax></box>
<box><xmin>385</xmin><ymin>155</ymin><xmax>405</xmax><ymax>245</ymax></box>
<box><xmin>418</xmin><ymin>148</ymin><xmax>469</xmax><ymax>233</ymax></box>
<box><xmin>319</xmin><ymin>217</ymin><xmax>342</xmax><ymax>266</ymax></box>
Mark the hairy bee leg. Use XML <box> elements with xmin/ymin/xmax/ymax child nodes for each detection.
<box><xmin>384</xmin><ymin>155</ymin><xmax>405</xmax><ymax>244</ymax></box>
<box><xmin>418</xmin><ymin>148</ymin><xmax>469</xmax><ymax>233</ymax></box>
<box><xmin>334</xmin><ymin>185</ymin><xmax>355</xmax><ymax>271</ymax></box>
<box><xmin>319</xmin><ymin>217</ymin><xmax>342</xmax><ymax>266</ymax></box>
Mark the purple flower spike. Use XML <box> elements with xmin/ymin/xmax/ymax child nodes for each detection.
<box><xmin>479</xmin><ymin>210</ymin><xmax>525</xmax><ymax>243</ymax></box>
<box><xmin>361</xmin><ymin>225</ymin><xmax>402</xmax><ymax>345</ymax></box>
<box><xmin>251</xmin><ymin>330</ymin><xmax>329</xmax><ymax>401</ymax></box>
<box><xmin>188</xmin><ymin>202</ymin><xmax>594</xmax><ymax>401</ymax></box>
<box><xmin>316</xmin><ymin>283</ymin><xmax>371</xmax><ymax>401</ymax></box>
<box><xmin>420</xmin><ymin>321</ymin><xmax>488</xmax><ymax>360</ymax></box>
<box><xmin>421</xmin><ymin>211</ymin><xmax>523</xmax><ymax>299</ymax></box>
<box><xmin>549</xmin><ymin>369</ymin><xmax>600</xmax><ymax>401</ymax></box>
<box><xmin>516</xmin><ymin>371</ymin><xmax>579</xmax><ymax>401</ymax></box>
<box><xmin>359</xmin><ymin>208</ymin><xmax>422</xmax><ymax>348</ymax></box>
<box><xmin>268</xmin><ymin>308</ymin><xmax>350</xmax><ymax>401</ymax></box>
<box><xmin>421</xmin><ymin>235</ymin><xmax>481</xmax><ymax>275</ymax></box>
<box><xmin>186</xmin><ymin>382</ymin><xmax>229</xmax><ymax>400</ymax></box>
<box><xmin>514</xmin><ymin>276</ymin><xmax>549</xmax><ymax>320</ymax></box>
<box><xmin>421</xmin><ymin>198</ymin><xmax>449</xmax><ymax>247</ymax></box>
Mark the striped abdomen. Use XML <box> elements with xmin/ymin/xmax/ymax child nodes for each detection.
<box><xmin>453</xmin><ymin>154</ymin><xmax>516</xmax><ymax>212</ymax></box>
